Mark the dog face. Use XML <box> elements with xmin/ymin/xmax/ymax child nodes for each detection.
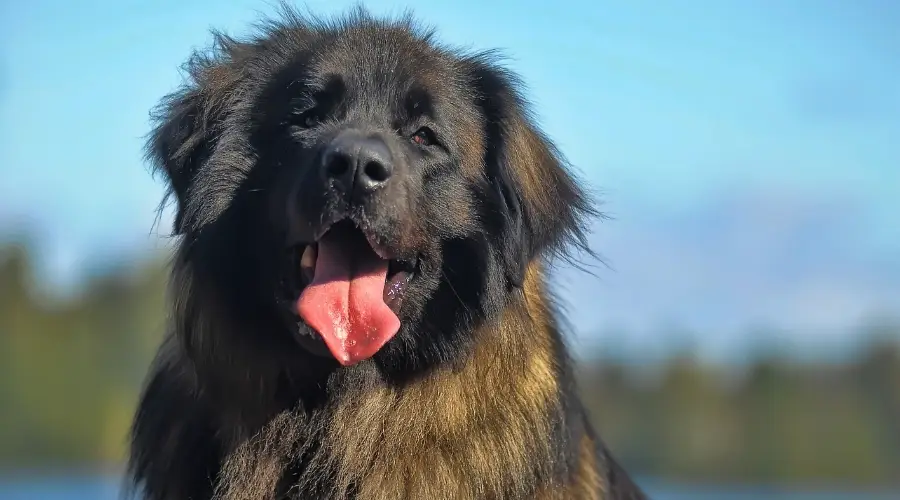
<box><xmin>147</xmin><ymin>10</ymin><xmax>591</xmax><ymax>374</ymax></box>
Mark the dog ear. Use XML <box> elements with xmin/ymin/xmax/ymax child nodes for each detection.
<box><xmin>468</xmin><ymin>56</ymin><xmax>595</xmax><ymax>288</ymax></box>
<box><xmin>145</xmin><ymin>35</ymin><xmax>247</xmax><ymax>234</ymax></box>
<box><xmin>146</xmin><ymin>88</ymin><xmax>209</xmax><ymax>234</ymax></box>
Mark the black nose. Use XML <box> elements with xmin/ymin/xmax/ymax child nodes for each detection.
<box><xmin>320</xmin><ymin>131</ymin><xmax>393</xmax><ymax>197</ymax></box>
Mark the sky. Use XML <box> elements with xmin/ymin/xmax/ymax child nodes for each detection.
<box><xmin>1</xmin><ymin>0</ymin><xmax>898</xmax><ymax>362</ymax></box>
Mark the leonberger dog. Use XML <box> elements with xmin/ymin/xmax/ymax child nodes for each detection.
<box><xmin>127</xmin><ymin>5</ymin><xmax>647</xmax><ymax>500</ymax></box>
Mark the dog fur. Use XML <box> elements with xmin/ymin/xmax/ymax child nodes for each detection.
<box><xmin>127</xmin><ymin>5</ymin><xmax>648</xmax><ymax>500</ymax></box>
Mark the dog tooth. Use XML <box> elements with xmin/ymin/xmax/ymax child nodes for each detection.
<box><xmin>300</xmin><ymin>245</ymin><xmax>317</xmax><ymax>275</ymax></box>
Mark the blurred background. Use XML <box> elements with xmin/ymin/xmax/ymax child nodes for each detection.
<box><xmin>1</xmin><ymin>0</ymin><xmax>898</xmax><ymax>498</ymax></box>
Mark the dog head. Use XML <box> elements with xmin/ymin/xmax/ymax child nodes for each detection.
<box><xmin>147</xmin><ymin>8</ymin><xmax>593</xmax><ymax>376</ymax></box>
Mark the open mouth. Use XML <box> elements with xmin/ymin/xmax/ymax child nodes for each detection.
<box><xmin>279</xmin><ymin>220</ymin><xmax>416</xmax><ymax>366</ymax></box>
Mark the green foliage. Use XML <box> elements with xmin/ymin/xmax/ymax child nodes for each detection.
<box><xmin>0</xmin><ymin>240</ymin><xmax>898</xmax><ymax>485</ymax></box>
<box><xmin>0</xmin><ymin>241</ymin><xmax>168</xmax><ymax>468</ymax></box>
<box><xmin>580</xmin><ymin>340</ymin><xmax>900</xmax><ymax>485</ymax></box>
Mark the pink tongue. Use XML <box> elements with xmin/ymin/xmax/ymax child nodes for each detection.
<box><xmin>296</xmin><ymin>230</ymin><xmax>400</xmax><ymax>366</ymax></box>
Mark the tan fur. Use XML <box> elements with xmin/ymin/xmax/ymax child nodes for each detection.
<box><xmin>213</xmin><ymin>412</ymin><xmax>307</xmax><ymax>500</ymax></box>
<box><xmin>212</xmin><ymin>264</ymin><xmax>605</xmax><ymax>500</ymax></box>
<box><xmin>325</xmin><ymin>263</ymin><xmax>558</xmax><ymax>500</ymax></box>
<box><xmin>508</xmin><ymin>125</ymin><xmax>566</xmax><ymax>227</ymax></box>
<box><xmin>572</xmin><ymin>433</ymin><xmax>605</xmax><ymax>499</ymax></box>
<box><xmin>535</xmin><ymin>433</ymin><xmax>605</xmax><ymax>500</ymax></box>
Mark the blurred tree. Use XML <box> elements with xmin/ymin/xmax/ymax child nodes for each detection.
<box><xmin>0</xmin><ymin>239</ymin><xmax>898</xmax><ymax>486</ymax></box>
<box><xmin>0</xmin><ymin>239</ymin><xmax>167</xmax><ymax>468</ymax></box>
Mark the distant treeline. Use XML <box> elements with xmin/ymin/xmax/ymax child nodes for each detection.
<box><xmin>1</xmin><ymin>241</ymin><xmax>898</xmax><ymax>485</ymax></box>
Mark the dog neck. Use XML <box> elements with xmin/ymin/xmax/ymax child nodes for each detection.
<box><xmin>210</xmin><ymin>263</ymin><xmax>580</xmax><ymax>500</ymax></box>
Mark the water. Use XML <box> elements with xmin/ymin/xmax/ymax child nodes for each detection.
<box><xmin>0</xmin><ymin>475</ymin><xmax>896</xmax><ymax>499</ymax></box>
<box><xmin>0</xmin><ymin>474</ymin><xmax>122</xmax><ymax>500</ymax></box>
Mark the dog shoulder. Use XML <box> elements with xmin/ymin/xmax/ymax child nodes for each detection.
<box><xmin>128</xmin><ymin>338</ymin><xmax>221</xmax><ymax>500</ymax></box>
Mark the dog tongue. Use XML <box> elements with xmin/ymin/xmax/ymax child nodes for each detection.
<box><xmin>296</xmin><ymin>228</ymin><xmax>400</xmax><ymax>366</ymax></box>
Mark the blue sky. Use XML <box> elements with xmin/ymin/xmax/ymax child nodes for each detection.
<box><xmin>1</xmin><ymin>0</ymin><xmax>898</xmax><ymax>361</ymax></box>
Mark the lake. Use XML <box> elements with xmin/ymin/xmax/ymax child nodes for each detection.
<box><xmin>0</xmin><ymin>474</ymin><xmax>897</xmax><ymax>499</ymax></box>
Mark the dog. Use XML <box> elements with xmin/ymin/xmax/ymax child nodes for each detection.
<box><xmin>127</xmin><ymin>5</ymin><xmax>647</xmax><ymax>500</ymax></box>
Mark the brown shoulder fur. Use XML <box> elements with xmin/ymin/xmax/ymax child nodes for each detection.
<box><xmin>211</xmin><ymin>264</ymin><xmax>633</xmax><ymax>500</ymax></box>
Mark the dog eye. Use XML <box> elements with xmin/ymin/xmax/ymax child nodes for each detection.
<box><xmin>301</xmin><ymin>112</ymin><xmax>321</xmax><ymax>128</ymax></box>
<box><xmin>411</xmin><ymin>127</ymin><xmax>437</xmax><ymax>146</ymax></box>
<box><xmin>290</xmin><ymin>110</ymin><xmax>321</xmax><ymax>129</ymax></box>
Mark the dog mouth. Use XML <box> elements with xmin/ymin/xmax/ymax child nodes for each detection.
<box><xmin>279</xmin><ymin>219</ymin><xmax>417</xmax><ymax>366</ymax></box>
